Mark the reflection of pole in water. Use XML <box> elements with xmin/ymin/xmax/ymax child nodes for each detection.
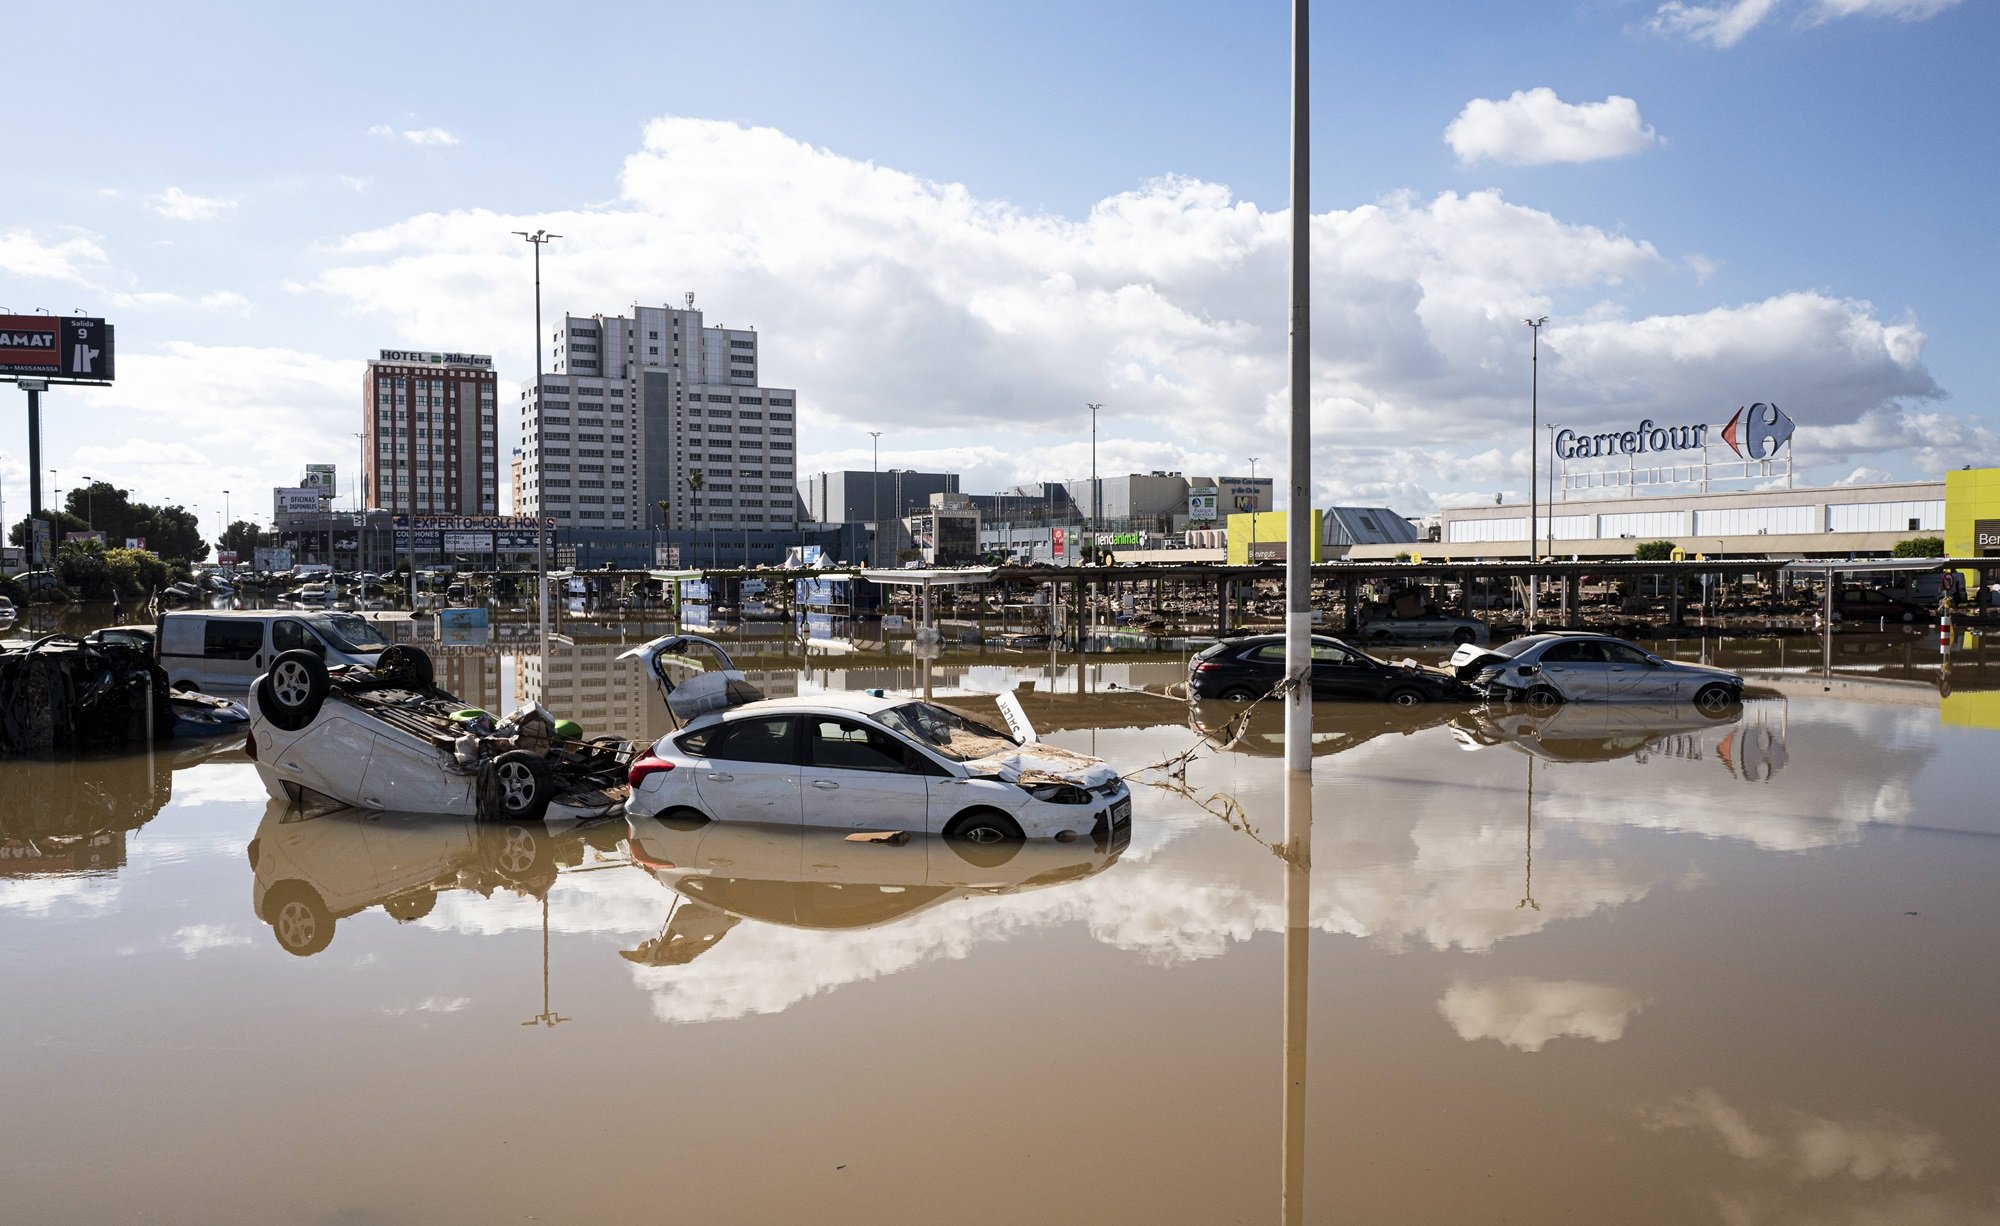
<box><xmin>521</xmin><ymin>892</ymin><xmax>569</xmax><ymax>1029</ymax></box>
<box><xmin>1518</xmin><ymin>757</ymin><xmax>1540</xmax><ymax>912</ymax></box>
<box><xmin>1281</xmin><ymin>767</ymin><xmax>1312</xmax><ymax>1224</ymax></box>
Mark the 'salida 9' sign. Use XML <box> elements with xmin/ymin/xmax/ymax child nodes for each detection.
<box><xmin>1555</xmin><ymin>403</ymin><xmax>1797</xmax><ymax>462</ymax></box>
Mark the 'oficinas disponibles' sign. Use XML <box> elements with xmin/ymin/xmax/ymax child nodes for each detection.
<box><xmin>1556</xmin><ymin>403</ymin><xmax>1797</xmax><ymax>463</ymax></box>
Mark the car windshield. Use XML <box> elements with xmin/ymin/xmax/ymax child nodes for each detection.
<box><xmin>1491</xmin><ymin>635</ymin><xmax>1562</xmax><ymax>660</ymax></box>
<box><xmin>872</xmin><ymin>701</ymin><xmax>1020</xmax><ymax>762</ymax></box>
<box><xmin>310</xmin><ymin>613</ymin><xmax>390</xmax><ymax>653</ymax></box>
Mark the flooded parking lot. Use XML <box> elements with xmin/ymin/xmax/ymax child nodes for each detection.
<box><xmin>5</xmin><ymin>633</ymin><xmax>2000</xmax><ymax>1224</ymax></box>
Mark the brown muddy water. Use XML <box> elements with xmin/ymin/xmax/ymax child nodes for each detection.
<box><xmin>4</xmin><ymin>639</ymin><xmax>2000</xmax><ymax>1224</ymax></box>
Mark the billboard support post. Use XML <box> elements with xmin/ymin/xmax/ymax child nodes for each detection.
<box><xmin>24</xmin><ymin>381</ymin><xmax>44</xmax><ymax>566</ymax></box>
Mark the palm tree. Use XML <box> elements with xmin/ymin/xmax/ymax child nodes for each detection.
<box><xmin>685</xmin><ymin>471</ymin><xmax>705</xmax><ymax>568</ymax></box>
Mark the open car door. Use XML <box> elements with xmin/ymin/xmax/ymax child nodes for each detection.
<box><xmin>617</xmin><ymin>634</ymin><xmax>766</xmax><ymax>725</ymax></box>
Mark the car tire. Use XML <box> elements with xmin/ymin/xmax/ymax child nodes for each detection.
<box><xmin>1525</xmin><ymin>686</ymin><xmax>1563</xmax><ymax>711</ymax></box>
<box><xmin>1220</xmin><ymin>685</ymin><xmax>1261</xmax><ymax>702</ymax></box>
<box><xmin>257</xmin><ymin>649</ymin><xmax>329</xmax><ymax>732</ymax></box>
<box><xmin>1829</xmin><ymin>610</ymin><xmax>1843</xmax><ymax>623</ymax></box>
<box><xmin>374</xmin><ymin>644</ymin><xmax>435</xmax><ymax>689</ymax></box>
<box><xmin>383</xmin><ymin>891</ymin><xmax>438</xmax><ymax>923</ymax></box>
<box><xmin>1900</xmin><ymin>610</ymin><xmax>1915</xmax><ymax>624</ymax></box>
<box><xmin>1385</xmin><ymin>687</ymin><xmax>1428</xmax><ymax>707</ymax></box>
<box><xmin>1693</xmin><ymin>684</ymin><xmax>1741</xmax><ymax>718</ymax></box>
<box><xmin>945</xmin><ymin>809</ymin><xmax>1025</xmax><ymax>868</ymax></box>
<box><xmin>1452</xmin><ymin>628</ymin><xmax>1476</xmax><ymax>645</ymax></box>
<box><xmin>262</xmin><ymin>880</ymin><xmax>333</xmax><ymax>956</ymax></box>
<box><xmin>490</xmin><ymin>750</ymin><xmax>554</xmax><ymax>822</ymax></box>
<box><xmin>659</xmin><ymin>806</ymin><xmax>709</xmax><ymax>832</ymax></box>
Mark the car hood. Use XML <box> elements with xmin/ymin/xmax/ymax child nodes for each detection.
<box><xmin>964</xmin><ymin>744</ymin><xmax>1121</xmax><ymax>789</ymax></box>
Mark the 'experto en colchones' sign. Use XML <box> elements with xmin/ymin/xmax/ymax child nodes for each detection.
<box><xmin>1556</xmin><ymin>403</ymin><xmax>1797</xmax><ymax>462</ymax></box>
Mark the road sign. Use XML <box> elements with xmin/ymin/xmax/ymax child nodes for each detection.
<box><xmin>0</xmin><ymin>315</ymin><xmax>115</xmax><ymax>381</ymax></box>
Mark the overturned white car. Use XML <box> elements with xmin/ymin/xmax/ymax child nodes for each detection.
<box><xmin>245</xmin><ymin>645</ymin><xmax>631</xmax><ymax>822</ymax></box>
<box><xmin>621</xmin><ymin>635</ymin><xmax>1132</xmax><ymax>847</ymax></box>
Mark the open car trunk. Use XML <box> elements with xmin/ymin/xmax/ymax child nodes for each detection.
<box><xmin>617</xmin><ymin>634</ymin><xmax>766</xmax><ymax>725</ymax></box>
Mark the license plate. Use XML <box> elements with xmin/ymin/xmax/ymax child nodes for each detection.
<box><xmin>1110</xmin><ymin>798</ymin><xmax>1131</xmax><ymax>824</ymax></box>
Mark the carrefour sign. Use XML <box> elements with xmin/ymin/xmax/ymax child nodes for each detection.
<box><xmin>1555</xmin><ymin>403</ymin><xmax>1796</xmax><ymax>462</ymax></box>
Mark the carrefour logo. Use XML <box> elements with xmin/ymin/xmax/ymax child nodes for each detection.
<box><xmin>1555</xmin><ymin>403</ymin><xmax>1796</xmax><ymax>462</ymax></box>
<box><xmin>1720</xmin><ymin>402</ymin><xmax>1795</xmax><ymax>460</ymax></box>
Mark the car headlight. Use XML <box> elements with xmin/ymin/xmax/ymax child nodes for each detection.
<box><xmin>1020</xmin><ymin>782</ymin><xmax>1093</xmax><ymax>804</ymax></box>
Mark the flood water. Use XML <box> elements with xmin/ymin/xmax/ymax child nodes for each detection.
<box><xmin>5</xmin><ymin>625</ymin><xmax>2000</xmax><ymax>1223</ymax></box>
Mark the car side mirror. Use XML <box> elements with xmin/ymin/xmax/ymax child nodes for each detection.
<box><xmin>1644</xmin><ymin>656</ymin><xmax>1663</xmax><ymax>667</ymax></box>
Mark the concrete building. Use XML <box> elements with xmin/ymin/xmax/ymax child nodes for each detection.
<box><xmin>514</xmin><ymin>301</ymin><xmax>799</xmax><ymax>553</ymax></box>
<box><xmin>364</xmin><ymin>350</ymin><xmax>500</xmax><ymax>516</ymax></box>
<box><xmin>1370</xmin><ymin>479</ymin><xmax>1947</xmax><ymax>560</ymax></box>
<box><xmin>803</xmin><ymin>469</ymin><xmax>958</xmax><ymax>525</ymax></box>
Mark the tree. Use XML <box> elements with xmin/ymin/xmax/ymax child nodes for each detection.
<box><xmin>1634</xmin><ymin>540</ymin><xmax>1678</xmax><ymax>561</ymax></box>
<box><xmin>1893</xmin><ymin>536</ymin><xmax>1945</xmax><ymax>558</ymax></box>
<box><xmin>220</xmin><ymin>520</ymin><xmax>262</xmax><ymax>558</ymax></box>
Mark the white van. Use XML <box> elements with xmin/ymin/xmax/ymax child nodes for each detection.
<box><xmin>157</xmin><ymin>610</ymin><xmax>393</xmax><ymax>693</ymax></box>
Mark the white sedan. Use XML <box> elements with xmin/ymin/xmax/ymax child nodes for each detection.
<box><xmin>624</xmin><ymin>676</ymin><xmax>1131</xmax><ymax>847</ymax></box>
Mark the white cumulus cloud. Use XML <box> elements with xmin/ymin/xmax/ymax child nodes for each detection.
<box><xmin>1643</xmin><ymin>1088</ymin><xmax>1953</xmax><ymax>1181</ymax></box>
<box><xmin>0</xmin><ymin>227</ymin><xmax>109</xmax><ymax>282</ymax></box>
<box><xmin>148</xmin><ymin>186</ymin><xmax>238</xmax><ymax>221</ymax></box>
<box><xmin>369</xmin><ymin>124</ymin><xmax>460</xmax><ymax>146</ymax></box>
<box><xmin>1445</xmin><ymin>88</ymin><xmax>1661</xmax><ymax>166</ymax></box>
<box><xmin>303</xmin><ymin>116</ymin><xmax>1949</xmax><ymax>511</ymax></box>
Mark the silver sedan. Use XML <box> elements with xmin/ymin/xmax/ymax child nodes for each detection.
<box><xmin>1451</xmin><ymin>633</ymin><xmax>1744</xmax><ymax>712</ymax></box>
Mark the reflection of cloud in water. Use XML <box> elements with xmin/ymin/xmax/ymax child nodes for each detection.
<box><xmin>170</xmin><ymin>923</ymin><xmax>250</xmax><ymax>956</ymax></box>
<box><xmin>1438</xmin><ymin>977</ymin><xmax>1646</xmax><ymax>1051</ymax></box>
<box><xmin>0</xmin><ymin>875</ymin><xmax>121</xmax><ymax>916</ymax></box>
<box><xmin>1643</xmin><ymin>1088</ymin><xmax>1951</xmax><ymax>1181</ymax></box>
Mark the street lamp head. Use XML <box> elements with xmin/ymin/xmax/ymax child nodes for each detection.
<box><xmin>1524</xmin><ymin>315</ymin><xmax>1549</xmax><ymax>328</ymax></box>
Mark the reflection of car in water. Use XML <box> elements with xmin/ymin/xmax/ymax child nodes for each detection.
<box><xmin>1451</xmin><ymin>702</ymin><xmax>1743</xmax><ymax>764</ymax></box>
<box><xmin>0</xmin><ymin>741</ymin><xmax>243</xmax><ymax>876</ymax></box>
<box><xmin>1188</xmin><ymin>698</ymin><xmax>1455</xmax><ymax>758</ymax></box>
<box><xmin>619</xmin><ymin>816</ymin><xmax>1127</xmax><ymax>966</ymax></box>
<box><xmin>247</xmin><ymin>800</ymin><xmax>626</xmax><ymax>956</ymax></box>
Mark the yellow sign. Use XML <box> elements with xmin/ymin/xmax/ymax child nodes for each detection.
<box><xmin>1670</xmin><ymin>547</ymin><xmax>1685</xmax><ymax>561</ymax></box>
<box><xmin>1409</xmin><ymin>552</ymin><xmax>1422</xmax><ymax>564</ymax></box>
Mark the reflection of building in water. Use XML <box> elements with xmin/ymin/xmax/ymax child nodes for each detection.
<box><xmin>516</xmin><ymin>640</ymin><xmax>800</xmax><ymax>741</ymax></box>
<box><xmin>434</xmin><ymin>650</ymin><xmax>505</xmax><ymax>718</ymax></box>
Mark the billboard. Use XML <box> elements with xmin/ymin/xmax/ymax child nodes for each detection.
<box><xmin>1188</xmin><ymin>485</ymin><xmax>1218</xmax><ymax>520</ymax></box>
<box><xmin>274</xmin><ymin>487</ymin><xmax>321</xmax><ymax>517</ymax></box>
<box><xmin>302</xmin><ymin>464</ymin><xmax>337</xmax><ymax>498</ymax></box>
<box><xmin>377</xmin><ymin>349</ymin><xmax>492</xmax><ymax>368</ymax></box>
<box><xmin>0</xmin><ymin>315</ymin><xmax>115</xmax><ymax>381</ymax></box>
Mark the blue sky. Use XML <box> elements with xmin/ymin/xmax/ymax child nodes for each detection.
<box><xmin>2</xmin><ymin>0</ymin><xmax>1993</xmax><ymax>529</ymax></box>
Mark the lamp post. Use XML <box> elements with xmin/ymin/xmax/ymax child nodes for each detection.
<box><xmin>1523</xmin><ymin>315</ymin><xmax>1548</xmax><ymax>625</ymax></box>
<box><xmin>513</xmin><ymin>227</ymin><xmax>562</xmax><ymax>643</ymax></box>
<box><xmin>869</xmin><ymin>430</ymin><xmax>882</xmax><ymax>567</ymax></box>
<box><xmin>79</xmin><ymin>477</ymin><xmax>95</xmax><ymax>532</ymax></box>
<box><xmin>1248</xmin><ymin>456</ymin><xmax>1260</xmax><ymax>560</ymax></box>
<box><xmin>1086</xmin><ymin>403</ymin><xmax>1102</xmax><ymax>565</ymax></box>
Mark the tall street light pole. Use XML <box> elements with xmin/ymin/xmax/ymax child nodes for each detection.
<box><xmin>1282</xmin><ymin>0</ymin><xmax>1313</xmax><ymax>781</ymax></box>
<box><xmin>1523</xmin><ymin>316</ymin><xmax>1548</xmax><ymax>626</ymax></box>
<box><xmin>515</xmin><ymin>228</ymin><xmax>562</xmax><ymax>644</ymax></box>
<box><xmin>1248</xmin><ymin>457</ymin><xmax>1260</xmax><ymax>560</ymax></box>
<box><xmin>1086</xmin><ymin>403</ymin><xmax>1101</xmax><ymax>565</ymax></box>
<box><xmin>869</xmin><ymin>430</ymin><xmax>882</xmax><ymax>568</ymax></box>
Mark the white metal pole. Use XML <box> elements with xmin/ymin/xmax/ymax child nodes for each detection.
<box><xmin>1283</xmin><ymin>0</ymin><xmax>1312</xmax><ymax>778</ymax></box>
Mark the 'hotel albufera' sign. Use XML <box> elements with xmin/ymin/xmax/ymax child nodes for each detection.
<box><xmin>1556</xmin><ymin>403</ymin><xmax>1796</xmax><ymax>462</ymax></box>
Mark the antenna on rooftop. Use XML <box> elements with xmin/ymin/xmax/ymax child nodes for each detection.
<box><xmin>685</xmin><ymin>292</ymin><xmax>695</xmax><ymax>310</ymax></box>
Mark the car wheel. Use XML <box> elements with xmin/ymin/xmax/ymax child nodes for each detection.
<box><xmin>1452</xmin><ymin>628</ymin><xmax>1476</xmax><ymax>645</ymax></box>
<box><xmin>489</xmin><ymin>750</ymin><xmax>554</xmax><ymax>822</ymax></box>
<box><xmin>1900</xmin><ymin>610</ymin><xmax>1916</xmax><ymax>624</ymax></box>
<box><xmin>1829</xmin><ymin>610</ymin><xmax>1843</xmax><ymax>623</ymax></box>
<box><xmin>1693</xmin><ymin>684</ymin><xmax>1741</xmax><ymax>717</ymax></box>
<box><xmin>945</xmin><ymin>809</ymin><xmax>1025</xmax><ymax>868</ymax></box>
<box><xmin>383</xmin><ymin>891</ymin><xmax>438</xmax><ymax>923</ymax></box>
<box><xmin>1525</xmin><ymin>686</ymin><xmax>1563</xmax><ymax>711</ymax></box>
<box><xmin>1220</xmin><ymin>685</ymin><xmax>1261</xmax><ymax>702</ymax></box>
<box><xmin>659</xmin><ymin>806</ymin><xmax>709</xmax><ymax>832</ymax></box>
<box><xmin>256</xmin><ymin>649</ymin><xmax>329</xmax><ymax>732</ymax></box>
<box><xmin>1385</xmin><ymin>687</ymin><xmax>1427</xmax><ymax>707</ymax></box>
<box><xmin>263</xmin><ymin>880</ymin><xmax>333</xmax><ymax>956</ymax></box>
<box><xmin>374</xmin><ymin>644</ymin><xmax>435</xmax><ymax>689</ymax></box>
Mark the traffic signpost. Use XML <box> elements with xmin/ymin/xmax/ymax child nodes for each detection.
<box><xmin>3</xmin><ymin>314</ymin><xmax>117</xmax><ymax>567</ymax></box>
